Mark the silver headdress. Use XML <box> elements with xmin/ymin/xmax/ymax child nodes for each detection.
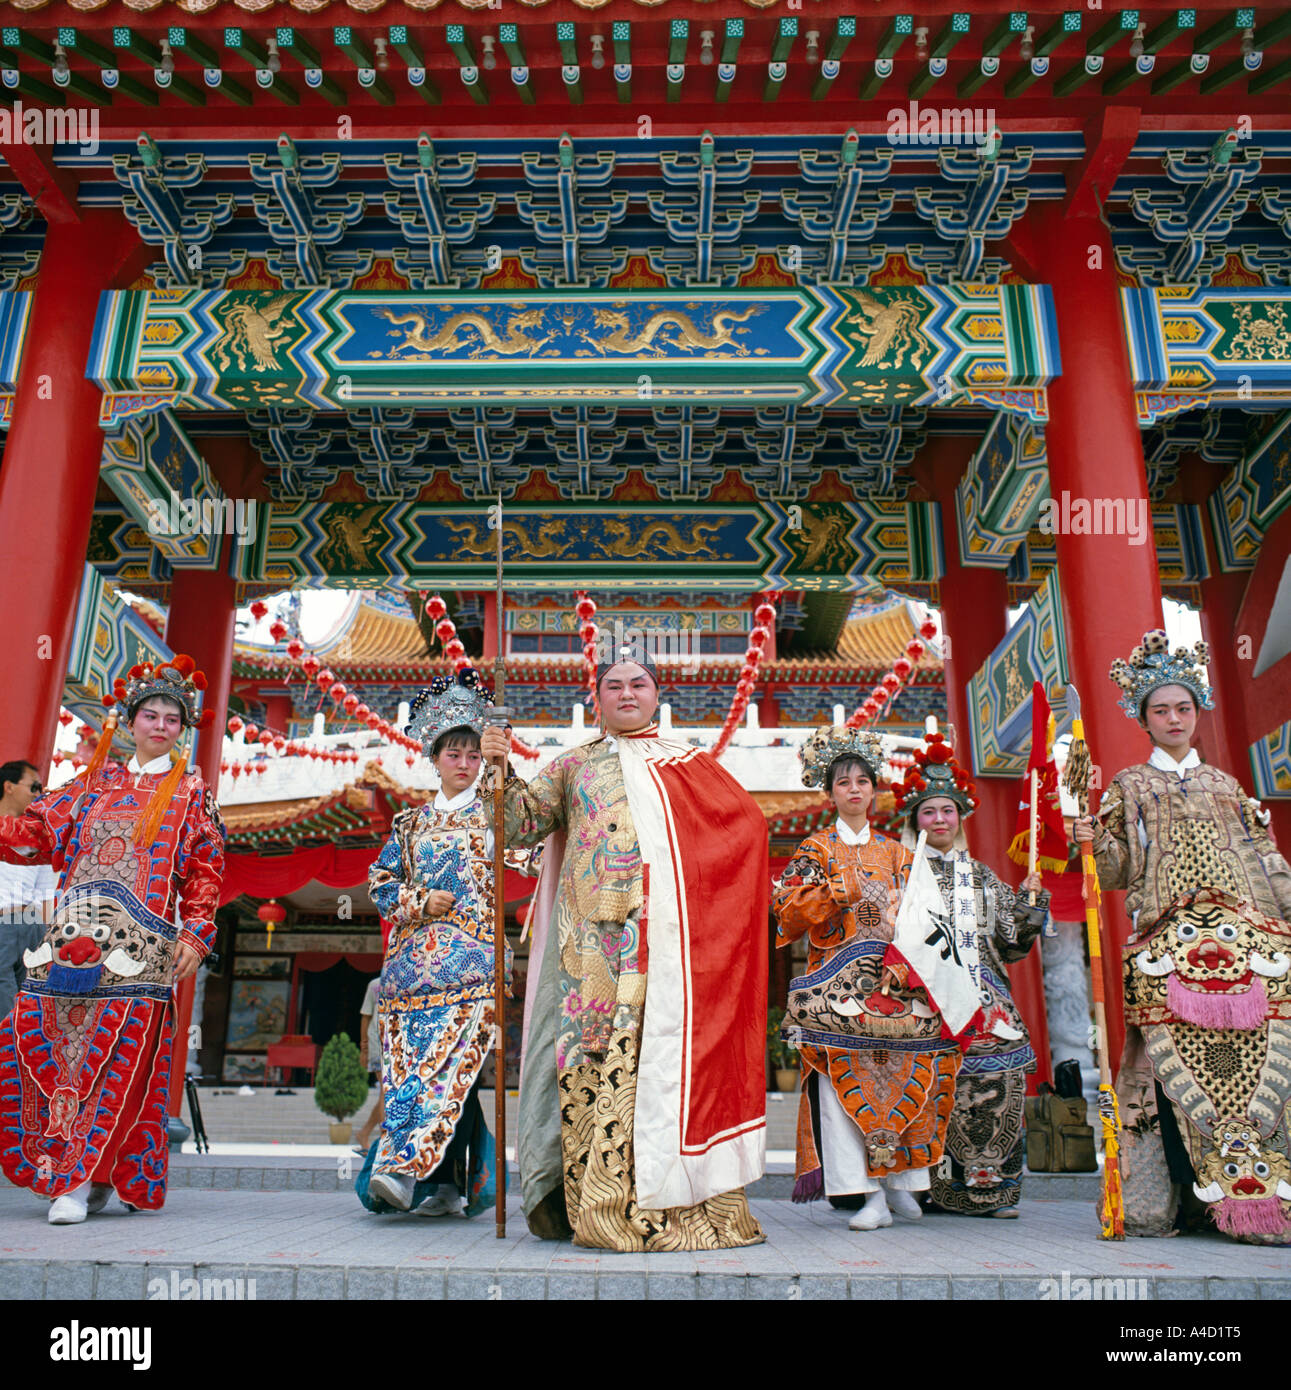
<box><xmin>798</xmin><ymin>725</ymin><xmax>886</xmax><ymax>790</ymax></box>
<box><xmin>1108</xmin><ymin>629</ymin><xmax>1214</xmax><ymax>720</ymax></box>
<box><xmin>406</xmin><ymin>668</ymin><xmax>492</xmax><ymax>755</ymax></box>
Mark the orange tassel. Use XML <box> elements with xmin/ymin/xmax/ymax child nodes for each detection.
<box><xmin>83</xmin><ymin>715</ymin><xmax>118</xmax><ymax>784</ymax></box>
<box><xmin>133</xmin><ymin>751</ymin><xmax>188</xmax><ymax>847</ymax></box>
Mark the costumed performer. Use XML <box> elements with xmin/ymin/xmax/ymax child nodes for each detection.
<box><xmin>1074</xmin><ymin>630</ymin><xmax>1291</xmax><ymax>1243</ymax></box>
<box><xmin>478</xmin><ymin>646</ymin><xmax>769</xmax><ymax>1251</ymax></box>
<box><xmin>773</xmin><ymin>726</ymin><xmax>960</xmax><ymax>1232</ymax></box>
<box><xmin>0</xmin><ymin>658</ymin><xmax>225</xmax><ymax>1224</ymax></box>
<box><xmin>892</xmin><ymin>730</ymin><xmax>1047</xmax><ymax>1217</ymax></box>
<box><xmin>364</xmin><ymin>668</ymin><xmax>511</xmax><ymax>1219</ymax></box>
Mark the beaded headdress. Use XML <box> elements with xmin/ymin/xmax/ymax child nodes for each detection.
<box><xmin>798</xmin><ymin>725</ymin><xmax>886</xmax><ymax>790</ymax></box>
<box><xmin>104</xmin><ymin>655</ymin><xmax>215</xmax><ymax>730</ymax></box>
<box><xmin>1108</xmin><ymin>629</ymin><xmax>1214</xmax><ymax>720</ymax></box>
<box><xmin>892</xmin><ymin>731</ymin><xmax>979</xmax><ymax>819</ymax></box>
<box><xmin>407</xmin><ymin>667</ymin><xmax>492</xmax><ymax>755</ymax></box>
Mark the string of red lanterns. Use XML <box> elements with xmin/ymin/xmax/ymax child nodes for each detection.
<box><xmin>575</xmin><ymin>592</ymin><xmax>600</xmax><ymax>720</ymax></box>
<box><xmin>845</xmin><ymin>616</ymin><xmax>939</xmax><ymax>728</ymax></box>
<box><xmin>713</xmin><ymin>595</ymin><xmax>779</xmax><ymax>758</ymax></box>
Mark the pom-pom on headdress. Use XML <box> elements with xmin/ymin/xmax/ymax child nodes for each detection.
<box><xmin>892</xmin><ymin>731</ymin><xmax>979</xmax><ymax>818</ymax></box>
<box><xmin>1108</xmin><ymin>629</ymin><xmax>1214</xmax><ymax>720</ymax></box>
<box><xmin>407</xmin><ymin>666</ymin><xmax>493</xmax><ymax>756</ymax></box>
<box><xmin>89</xmin><ymin>654</ymin><xmax>213</xmax><ymax>846</ymax></box>
<box><xmin>798</xmin><ymin>725</ymin><xmax>886</xmax><ymax>790</ymax></box>
<box><xmin>103</xmin><ymin>654</ymin><xmax>215</xmax><ymax>731</ymax></box>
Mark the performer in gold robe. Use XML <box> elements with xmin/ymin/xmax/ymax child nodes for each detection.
<box><xmin>478</xmin><ymin>648</ymin><xmax>768</xmax><ymax>1251</ymax></box>
<box><xmin>1075</xmin><ymin>630</ymin><xmax>1291</xmax><ymax>1243</ymax></box>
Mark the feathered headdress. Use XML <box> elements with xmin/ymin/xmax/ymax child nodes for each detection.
<box><xmin>1108</xmin><ymin>629</ymin><xmax>1214</xmax><ymax>720</ymax></box>
<box><xmin>407</xmin><ymin>667</ymin><xmax>492</xmax><ymax>755</ymax></box>
<box><xmin>798</xmin><ymin>725</ymin><xmax>886</xmax><ymax>790</ymax></box>
<box><xmin>892</xmin><ymin>731</ymin><xmax>978</xmax><ymax>819</ymax></box>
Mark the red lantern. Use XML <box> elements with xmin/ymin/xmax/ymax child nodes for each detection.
<box><xmin>754</xmin><ymin>601</ymin><xmax>777</xmax><ymax>628</ymax></box>
<box><xmin>308</xmin><ymin>748</ymin><xmax>320</xmax><ymax>761</ymax></box>
<box><xmin>443</xmin><ymin>638</ymin><xmax>466</xmax><ymax>662</ymax></box>
<box><xmin>342</xmin><ymin>694</ymin><xmax>359</xmax><ymax>715</ymax></box>
<box><xmin>905</xmin><ymin>639</ymin><xmax>925</xmax><ymax>660</ymax></box>
<box><xmin>424</xmin><ymin>594</ymin><xmax>448</xmax><ymax>622</ymax></box>
<box><xmin>575</xmin><ymin>595</ymin><xmax>597</xmax><ymax>622</ymax></box>
<box><xmin>317</xmin><ymin>669</ymin><xmax>335</xmax><ymax>690</ymax></box>
<box><xmin>257</xmin><ymin>898</ymin><xmax>286</xmax><ymax>946</ymax></box>
<box><xmin>301</xmin><ymin>655</ymin><xmax>320</xmax><ymax>679</ymax></box>
<box><xmin>52</xmin><ymin>750</ymin><xmax>64</xmax><ymax>766</ymax></box>
<box><xmin>744</xmin><ymin>645</ymin><xmax>762</xmax><ymax>666</ymax></box>
<box><xmin>227</xmin><ymin>715</ymin><xmax>244</xmax><ymax>736</ymax></box>
<box><xmin>269</xmin><ymin>619</ymin><xmax>288</xmax><ymax>643</ymax></box>
<box><xmin>405</xmin><ymin>754</ymin><xmax>415</xmax><ymax>769</ymax></box>
<box><xmin>220</xmin><ymin>760</ymin><xmax>230</xmax><ymax>774</ymax></box>
<box><xmin>249</xmin><ymin>600</ymin><xmax>269</xmax><ymax>622</ymax></box>
<box><xmin>919</xmin><ymin>618</ymin><xmax>938</xmax><ymax>641</ymax></box>
<box><xmin>892</xmin><ymin>656</ymin><xmax>913</xmax><ymax>680</ymax></box>
<box><xmin>273</xmin><ymin>736</ymin><xmax>285</xmax><ymax>753</ymax></box>
<box><xmin>244</xmin><ymin>723</ymin><xmax>259</xmax><ymax>741</ymax></box>
<box><xmin>435</xmin><ymin>619</ymin><xmax>457</xmax><ymax>644</ymax></box>
<box><xmin>58</xmin><ymin>710</ymin><xmax>73</xmax><ymax>728</ymax></box>
<box><xmin>254</xmin><ymin>762</ymin><xmax>266</xmax><ymax>776</ymax></box>
<box><xmin>286</xmin><ymin>638</ymin><xmax>305</xmax><ymax>662</ymax></box>
<box><xmin>579</xmin><ymin>622</ymin><xmax>597</xmax><ymax>645</ymax></box>
<box><xmin>231</xmin><ymin>763</ymin><xmax>242</xmax><ymax>778</ymax></box>
<box><xmin>354</xmin><ymin>703</ymin><xmax>370</xmax><ymax>721</ymax></box>
<box><xmin>582</xmin><ymin>641</ymin><xmax>598</xmax><ymax>662</ymax></box>
<box><xmin>329</xmin><ymin>682</ymin><xmax>347</xmax><ymax>702</ymax></box>
<box><xmin>259</xmin><ymin>730</ymin><xmax>273</xmax><ymax>746</ymax></box>
<box><xmin>72</xmin><ymin>755</ymin><xmax>85</xmax><ymax>770</ymax></box>
<box><xmin>882</xmin><ymin>673</ymin><xmax>901</xmax><ymax>695</ymax></box>
<box><xmin>747</xmin><ymin>627</ymin><xmax>769</xmax><ymax>649</ymax></box>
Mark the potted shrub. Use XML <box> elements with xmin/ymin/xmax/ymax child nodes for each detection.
<box><xmin>767</xmin><ymin>1005</ymin><xmax>801</xmax><ymax>1092</ymax></box>
<box><xmin>314</xmin><ymin>1032</ymin><xmax>369</xmax><ymax>1145</ymax></box>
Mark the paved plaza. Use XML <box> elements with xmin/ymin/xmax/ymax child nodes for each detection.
<box><xmin>1</xmin><ymin>1154</ymin><xmax>1286</xmax><ymax>1301</ymax></box>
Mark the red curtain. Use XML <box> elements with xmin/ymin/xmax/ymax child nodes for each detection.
<box><xmin>220</xmin><ymin>845</ymin><xmax>538</xmax><ymax>910</ymax></box>
<box><xmin>219</xmin><ymin>846</ymin><xmax>380</xmax><ymax>906</ymax></box>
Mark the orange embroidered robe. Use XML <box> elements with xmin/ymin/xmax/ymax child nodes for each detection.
<box><xmin>773</xmin><ymin>825</ymin><xmax>961</xmax><ymax>1199</ymax></box>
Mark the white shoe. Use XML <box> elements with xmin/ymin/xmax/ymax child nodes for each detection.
<box><xmin>48</xmin><ymin>1184</ymin><xmax>90</xmax><ymax>1225</ymax></box>
<box><xmin>887</xmin><ymin>1189</ymin><xmax>923</xmax><ymax>1220</ymax></box>
<box><xmin>85</xmin><ymin>1184</ymin><xmax>112</xmax><ymax>1215</ymax></box>
<box><xmin>418</xmin><ymin>1186</ymin><xmax>463</xmax><ymax>1218</ymax></box>
<box><xmin>848</xmin><ymin>1195</ymin><xmax>893</xmax><ymax>1231</ymax></box>
<box><xmin>369</xmin><ymin>1171</ymin><xmax>416</xmax><ymax>1211</ymax></box>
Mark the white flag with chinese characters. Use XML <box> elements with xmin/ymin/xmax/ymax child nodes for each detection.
<box><xmin>891</xmin><ymin>831</ymin><xmax>981</xmax><ymax>1039</ymax></box>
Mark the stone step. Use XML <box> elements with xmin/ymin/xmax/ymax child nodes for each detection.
<box><xmin>163</xmin><ymin>1152</ymin><xmax>1103</xmax><ymax>1203</ymax></box>
<box><xmin>1</xmin><ymin>1184</ymin><xmax>1283</xmax><ymax>1302</ymax></box>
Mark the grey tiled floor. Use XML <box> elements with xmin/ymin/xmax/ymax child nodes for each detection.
<box><xmin>1</xmin><ymin>1181</ymin><xmax>1286</xmax><ymax>1300</ymax></box>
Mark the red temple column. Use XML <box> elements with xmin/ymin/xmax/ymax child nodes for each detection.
<box><xmin>1233</xmin><ymin>506</ymin><xmax>1291</xmax><ymax>852</ymax></box>
<box><xmin>261</xmin><ymin>693</ymin><xmax>293</xmax><ymax>735</ymax></box>
<box><xmin>482</xmin><ymin>592</ymin><xmax>499</xmax><ymax>666</ymax></box>
<box><xmin>933</xmin><ymin>509</ymin><xmax>1053</xmax><ymax>1085</ymax></box>
<box><xmin>164</xmin><ymin>554</ymin><xmax>238</xmax><ymax>1112</ymax></box>
<box><xmin>1033</xmin><ymin>207</ymin><xmax>1167</xmax><ymax>1076</ymax></box>
<box><xmin>0</xmin><ymin>213</ymin><xmax>140</xmax><ymax>765</ymax></box>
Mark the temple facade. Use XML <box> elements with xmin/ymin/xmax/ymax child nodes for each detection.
<box><xmin>2</xmin><ymin>0</ymin><xmax>1290</xmax><ymax>1104</ymax></box>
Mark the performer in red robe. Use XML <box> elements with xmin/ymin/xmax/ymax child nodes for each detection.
<box><xmin>0</xmin><ymin>657</ymin><xmax>224</xmax><ymax>1224</ymax></box>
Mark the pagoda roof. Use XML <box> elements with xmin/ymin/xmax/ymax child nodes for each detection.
<box><xmin>234</xmin><ymin>590</ymin><xmax>432</xmax><ymax>679</ymax></box>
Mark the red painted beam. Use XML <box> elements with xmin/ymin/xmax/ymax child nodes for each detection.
<box><xmin>0</xmin><ymin>140</ymin><xmax>80</xmax><ymax>224</ymax></box>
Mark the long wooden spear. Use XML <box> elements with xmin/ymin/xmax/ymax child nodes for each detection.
<box><xmin>1061</xmin><ymin>684</ymin><xmax>1125</xmax><ymax>1240</ymax></box>
<box><xmin>490</xmin><ymin>492</ymin><xmax>510</xmax><ymax>1239</ymax></box>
